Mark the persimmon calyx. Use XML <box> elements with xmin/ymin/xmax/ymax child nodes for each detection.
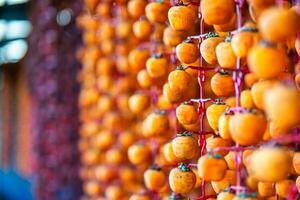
<box><xmin>176</xmin><ymin>65</ymin><xmax>187</xmax><ymax>71</ymax></box>
<box><xmin>241</xmin><ymin>26</ymin><xmax>258</xmax><ymax>33</ymax></box>
<box><xmin>154</xmin><ymin>109</ymin><xmax>167</xmax><ymax>115</ymax></box>
<box><xmin>259</xmin><ymin>40</ymin><xmax>277</xmax><ymax>48</ymax></box>
<box><xmin>176</xmin><ymin>131</ymin><xmax>193</xmax><ymax>137</ymax></box>
<box><xmin>214</xmin><ymin>99</ymin><xmax>226</xmax><ymax>105</ymax></box>
<box><xmin>152</xmin><ymin>53</ymin><xmax>164</xmax><ymax>58</ymax></box>
<box><xmin>225</xmin><ymin>36</ymin><xmax>232</xmax><ymax>42</ymax></box>
<box><xmin>150</xmin><ymin>164</ymin><xmax>162</xmax><ymax>171</ymax></box>
<box><xmin>178</xmin><ymin>163</ymin><xmax>191</xmax><ymax>172</ymax></box>
<box><xmin>205</xmin><ymin>32</ymin><xmax>219</xmax><ymax>39</ymax></box>
<box><xmin>206</xmin><ymin>151</ymin><xmax>222</xmax><ymax>159</ymax></box>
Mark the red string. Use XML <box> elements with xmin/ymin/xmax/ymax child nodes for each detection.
<box><xmin>233</xmin><ymin>0</ymin><xmax>244</xmax><ymax>195</ymax></box>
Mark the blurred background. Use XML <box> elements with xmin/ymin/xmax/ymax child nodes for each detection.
<box><xmin>0</xmin><ymin>0</ymin><xmax>82</xmax><ymax>199</ymax></box>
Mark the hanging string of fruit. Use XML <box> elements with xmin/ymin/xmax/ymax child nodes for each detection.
<box><xmin>26</xmin><ymin>1</ymin><xmax>83</xmax><ymax>199</ymax></box>
<box><xmin>78</xmin><ymin>0</ymin><xmax>300</xmax><ymax>199</ymax></box>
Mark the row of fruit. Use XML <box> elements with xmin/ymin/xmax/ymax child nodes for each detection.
<box><xmin>26</xmin><ymin>1</ymin><xmax>83</xmax><ymax>199</ymax></box>
<box><xmin>78</xmin><ymin>0</ymin><xmax>300</xmax><ymax>199</ymax></box>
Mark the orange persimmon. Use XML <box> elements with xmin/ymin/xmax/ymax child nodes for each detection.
<box><xmin>176</xmin><ymin>102</ymin><xmax>198</xmax><ymax>125</ymax></box>
<box><xmin>211</xmin><ymin>72</ymin><xmax>235</xmax><ymax>97</ymax></box>
<box><xmin>172</xmin><ymin>132</ymin><xmax>198</xmax><ymax>160</ymax></box>
<box><xmin>247</xmin><ymin>147</ymin><xmax>292</xmax><ymax>182</ymax></box>
<box><xmin>168</xmin><ymin>5</ymin><xmax>197</xmax><ymax>31</ymax></box>
<box><xmin>248</xmin><ymin>41</ymin><xmax>288</xmax><ymax>79</ymax></box>
<box><xmin>206</xmin><ymin>101</ymin><xmax>227</xmax><ymax>131</ymax></box>
<box><xmin>146</xmin><ymin>54</ymin><xmax>168</xmax><ymax>78</ymax></box>
<box><xmin>176</xmin><ymin>40</ymin><xmax>199</xmax><ymax>64</ymax></box>
<box><xmin>258</xmin><ymin>7</ymin><xmax>300</xmax><ymax>43</ymax></box>
<box><xmin>200</xmin><ymin>33</ymin><xmax>224</xmax><ymax>65</ymax></box>
<box><xmin>216</xmin><ymin>38</ymin><xmax>237</xmax><ymax>69</ymax></box>
<box><xmin>128</xmin><ymin>0</ymin><xmax>147</xmax><ymax>18</ymax></box>
<box><xmin>144</xmin><ymin>167</ymin><xmax>166</xmax><ymax>191</ymax></box>
<box><xmin>169</xmin><ymin>164</ymin><xmax>196</xmax><ymax>194</ymax></box>
<box><xmin>128</xmin><ymin>144</ymin><xmax>152</xmax><ymax>165</ymax></box>
<box><xmin>229</xmin><ymin>109</ymin><xmax>267</xmax><ymax>145</ymax></box>
<box><xmin>142</xmin><ymin>110</ymin><xmax>170</xmax><ymax>138</ymax></box>
<box><xmin>145</xmin><ymin>2</ymin><xmax>169</xmax><ymax>23</ymax></box>
<box><xmin>133</xmin><ymin>18</ymin><xmax>152</xmax><ymax>40</ymax></box>
<box><xmin>198</xmin><ymin>154</ymin><xmax>228</xmax><ymax>181</ymax></box>
<box><xmin>201</xmin><ymin>0</ymin><xmax>235</xmax><ymax>25</ymax></box>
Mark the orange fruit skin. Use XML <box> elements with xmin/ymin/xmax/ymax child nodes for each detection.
<box><xmin>137</xmin><ymin>70</ymin><xmax>152</xmax><ymax>89</ymax></box>
<box><xmin>210</xmin><ymin>73</ymin><xmax>235</xmax><ymax>97</ymax></box>
<box><xmin>258</xmin><ymin>7</ymin><xmax>300</xmax><ymax>43</ymax></box>
<box><xmin>128</xmin><ymin>0</ymin><xmax>147</xmax><ymax>18</ymax></box>
<box><xmin>163</xmin><ymin>142</ymin><xmax>183</xmax><ymax>163</ymax></box>
<box><xmin>175</xmin><ymin>42</ymin><xmax>199</xmax><ymax>64</ymax></box>
<box><xmin>247</xmin><ymin>147</ymin><xmax>292</xmax><ymax>182</ymax></box>
<box><xmin>244</xmin><ymin>73</ymin><xmax>259</xmax><ymax>88</ymax></box>
<box><xmin>163</xmin><ymin>26</ymin><xmax>186</xmax><ymax>47</ymax></box>
<box><xmin>240</xmin><ymin>90</ymin><xmax>255</xmax><ymax>109</ymax></box>
<box><xmin>214</xmin><ymin>14</ymin><xmax>237</xmax><ymax>32</ymax></box>
<box><xmin>128</xmin><ymin>144</ymin><xmax>152</xmax><ymax>165</ymax></box>
<box><xmin>169</xmin><ymin>167</ymin><xmax>196</xmax><ymax>194</ymax></box>
<box><xmin>296</xmin><ymin>38</ymin><xmax>300</xmax><ymax>56</ymax></box>
<box><xmin>201</xmin><ymin>37</ymin><xmax>224</xmax><ymax>65</ymax></box>
<box><xmin>119</xmin><ymin>167</ymin><xmax>136</xmax><ymax>183</ymax></box>
<box><xmin>176</xmin><ymin>103</ymin><xmax>198</xmax><ymax>125</ymax></box>
<box><xmin>129</xmin><ymin>194</ymin><xmax>152</xmax><ymax>200</ymax></box>
<box><xmin>105</xmin><ymin>148</ymin><xmax>123</xmax><ymax>164</ymax></box>
<box><xmin>218</xmin><ymin>114</ymin><xmax>232</xmax><ymax>140</ymax></box>
<box><xmin>275</xmin><ymin>179</ymin><xmax>294</xmax><ymax>198</ymax></box>
<box><xmin>248</xmin><ymin>45</ymin><xmax>288</xmax><ymax>79</ymax></box>
<box><xmin>143</xmin><ymin>111</ymin><xmax>169</xmax><ymax>138</ymax></box>
<box><xmin>217</xmin><ymin>191</ymin><xmax>235</xmax><ymax>200</ymax></box>
<box><xmin>168</xmin><ymin>6</ymin><xmax>197</xmax><ymax>31</ymax></box>
<box><xmin>229</xmin><ymin>111</ymin><xmax>267</xmax><ymax>146</ymax></box>
<box><xmin>83</xmin><ymin>181</ymin><xmax>102</xmax><ymax>197</ymax></box>
<box><xmin>265</xmin><ymin>85</ymin><xmax>300</xmax><ymax>130</ymax></box>
<box><xmin>216</xmin><ymin>42</ymin><xmax>237</xmax><ymax>69</ymax></box>
<box><xmin>293</xmin><ymin>152</ymin><xmax>300</xmax><ymax>174</ymax></box>
<box><xmin>250</xmin><ymin>80</ymin><xmax>276</xmax><ymax>110</ymax></box>
<box><xmin>206</xmin><ymin>103</ymin><xmax>227</xmax><ymax>131</ymax></box>
<box><xmin>163</xmin><ymin>83</ymin><xmax>182</xmax><ymax>104</ymax></box>
<box><xmin>128</xmin><ymin>49</ymin><xmax>150</xmax><ymax>74</ymax></box>
<box><xmin>129</xmin><ymin>93</ymin><xmax>150</xmax><ymax>114</ymax></box>
<box><xmin>105</xmin><ymin>185</ymin><xmax>124</xmax><ymax>200</ymax></box>
<box><xmin>201</xmin><ymin>0</ymin><xmax>235</xmax><ymax>25</ymax></box>
<box><xmin>296</xmin><ymin>176</ymin><xmax>300</xmax><ymax>193</ymax></box>
<box><xmin>85</xmin><ymin>0</ymin><xmax>100</xmax><ymax>13</ymax></box>
<box><xmin>95</xmin><ymin>165</ymin><xmax>117</xmax><ymax>182</ymax></box>
<box><xmin>133</xmin><ymin>19</ymin><xmax>152</xmax><ymax>40</ymax></box>
<box><xmin>231</xmin><ymin>31</ymin><xmax>260</xmax><ymax>58</ymax></box>
<box><xmin>211</xmin><ymin>170</ymin><xmax>237</xmax><ymax>193</ymax></box>
<box><xmin>145</xmin><ymin>2</ymin><xmax>169</xmax><ymax>23</ymax></box>
<box><xmin>191</xmin><ymin>168</ymin><xmax>202</xmax><ymax>188</ymax></box>
<box><xmin>206</xmin><ymin>136</ymin><xmax>233</xmax><ymax>156</ymax></box>
<box><xmin>246</xmin><ymin>176</ymin><xmax>258</xmax><ymax>191</ymax></box>
<box><xmin>197</xmin><ymin>155</ymin><xmax>228</xmax><ymax>181</ymax></box>
<box><xmin>172</xmin><ymin>135</ymin><xmax>198</xmax><ymax>160</ymax></box>
<box><xmin>258</xmin><ymin>181</ymin><xmax>275</xmax><ymax>197</ymax></box>
<box><xmin>146</xmin><ymin>56</ymin><xmax>168</xmax><ymax>78</ymax></box>
<box><xmin>168</xmin><ymin>69</ymin><xmax>193</xmax><ymax>92</ymax></box>
<box><xmin>144</xmin><ymin>169</ymin><xmax>166</xmax><ymax>191</ymax></box>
